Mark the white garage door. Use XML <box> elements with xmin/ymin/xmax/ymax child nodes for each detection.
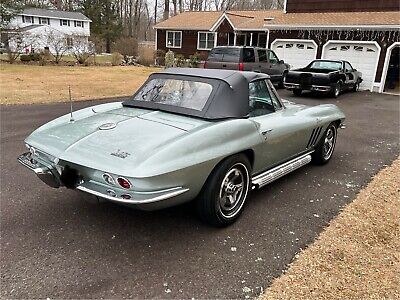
<box><xmin>322</xmin><ymin>42</ymin><xmax>380</xmax><ymax>91</ymax></box>
<box><xmin>272</xmin><ymin>40</ymin><xmax>317</xmax><ymax>69</ymax></box>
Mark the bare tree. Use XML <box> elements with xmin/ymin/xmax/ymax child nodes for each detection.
<box><xmin>70</xmin><ymin>35</ymin><xmax>95</xmax><ymax>64</ymax></box>
<box><xmin>45</xmin><ymin>31</ymin><xmax>69</xmax><ymax>63</ymax></box>
<box><xmin>4</xmin><ymin>29</ymin><xmax>37</xmax><ymax>63</ymax></box>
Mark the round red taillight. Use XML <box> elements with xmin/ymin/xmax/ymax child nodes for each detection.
<box><xmin>117</xmin><ymin>177</ymin><xmax>131</xmax><ymax>189</ymax></box>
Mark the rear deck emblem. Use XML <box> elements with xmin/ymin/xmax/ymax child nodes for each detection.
<box><xmin>111</xmin><ymin>149</ymin><xmax>131</xmax><ymax>159</ymax></box>
<box><xmin>99</xmin><ymin>122</ymin><xmax>116</xmax><ymax>130</ymax></box>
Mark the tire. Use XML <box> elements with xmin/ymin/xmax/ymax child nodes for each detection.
<box><xmin>311</xmin><ymin>123</ymin><xmax>338</xmax><ymax>165</ymax></box>
<box><xmin>331</xmin><ymin>81</ymin><xmax>342</xmax><ymax>98</ymax></box>
<box><xmin>195</xmin><ymin>154</ymin><xmax>251</xmax><ymax>227</ymax></box>
<box><xmin>293</xmin><ymin>89</ymin><xmax>302</xmax><ymax>96</ymax></box>
<box><xmin>278</xmin><ymin>72</ymin><xmax>287</xmax><ymax>89</ymax></box>
<box><xmin>352</xmin><ymin>80</ymin><xmax>360</xmax><ymax>92</ymax></box>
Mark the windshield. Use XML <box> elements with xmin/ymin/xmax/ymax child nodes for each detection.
<box><xmin>133</xmin><ymin>78</ymin><xmax>213</xmax><ymax>111</ymax></box>
<box><xmin>310</xmin><ymin>61</ymin><xmax>342</xmax><ymax>70</ymax></box>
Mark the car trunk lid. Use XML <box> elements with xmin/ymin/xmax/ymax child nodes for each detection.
<box><xmin>26</xmin><ymin>108</ymin><xmax>211</xmax><ymax>174</ymax></box>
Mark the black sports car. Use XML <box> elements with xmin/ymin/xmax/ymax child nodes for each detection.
<box><xmin>284</xmin><ymin>59</ymin><xmax>363</xmax><ymax>98</ymax></box>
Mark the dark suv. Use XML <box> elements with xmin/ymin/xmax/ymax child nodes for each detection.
<box><xmin>204</xmin><ymin>46</ymin><xmax>290</xmax><ymax>86</ymax></box>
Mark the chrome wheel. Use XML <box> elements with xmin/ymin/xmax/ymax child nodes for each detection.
<box><xmin>322</xmin><ymin>127</ymin><xmax>336</xmax><ymax>160</ymax></box>
<box><xmin>218</xmin><ymin>163</ymin><xmax>249</xmax><ymax>218</ymax></box>
<box><xmin>334</xmin><ymin>84</ymin><xmax>340</xmax><ymax>97</ymax></box>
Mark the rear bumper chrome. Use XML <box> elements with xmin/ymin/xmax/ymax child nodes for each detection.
<box><xmin>18</xmin><ymin>152</ymin><xmax>61</xmax><ymax>188</ymax></box>
<box><xmin>76</xmin><ymin>183</ymin><xmax>189</xmax><ymax>205</ymax></box>
<box><xmin>18</xmin><ymin>151</ymin><xmax>189</xmax><ymax>206</ymax></box>
<box><xmin>284</xmin><ymin>83</ymin><xmax>332</xmax><ymax>92</ymax></box>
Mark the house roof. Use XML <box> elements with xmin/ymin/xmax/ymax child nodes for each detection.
<box><xmin>20</xmin><ymin>7</ymin><xmax>91</xmax><ymax>22</ymax></box>
<box><xmin>154</xmin><ymin>11</ymin><xmax>222</xmax><ymax>30</ymax></box>
<box><xmin>154</xmin><ymin>10</ymin><xmax>400</xmax><ymax>30</ymax></box>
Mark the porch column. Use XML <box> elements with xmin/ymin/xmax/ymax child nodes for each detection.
<box><xmin>234</xmin><ymin>32</ymin><xmax>237</xmax><ymax>46</ymax></box>
<box><xmin>250</xmin><ymin>33</ymin><xmax>254</xmax><ymax>46</ymax></box>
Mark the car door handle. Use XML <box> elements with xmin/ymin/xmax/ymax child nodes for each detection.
<box><xmin>222</xmin><ymin>64</ymin><xmax>227</xmax><ymax>67</ymax></box>
<box><xmin>262</xmin><ymin>129</ymin><xmax>273</xmax><ymax>135</ymax></box>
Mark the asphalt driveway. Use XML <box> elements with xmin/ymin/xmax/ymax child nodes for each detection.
<box><xmin>1</xmin><ymin>90</ymin><xmax>399</xmax><ymax>299</ymax></box>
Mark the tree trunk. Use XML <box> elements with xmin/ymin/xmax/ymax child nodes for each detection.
<box><xmin>163</xmin><ymin>0</ymin><xmax>169</xmax><ymax>20</ymax></box>
<box><xmin>172</xmin><ymin>0</ymin><xmax>177</xmax><ymax>15</ymax></box>
<box><xmin>106</xmin><ymin>38</ymin><xmax>111</xmax><ymax>53</ymax></box>
<box><xmin>154</xmin><ymin>0</ymin><xmax>158</xmax><ymax>23</ymax></box>
<box><xmin>179</xmin><ymin>0</ymin><xmax>183</xmax><ymax>12</ymax></box>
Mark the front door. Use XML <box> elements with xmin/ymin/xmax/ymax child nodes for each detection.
<box><xmin>249</xmin><ymin>80</ymin><xmax>316</xmax><ymax>174</ymax></box>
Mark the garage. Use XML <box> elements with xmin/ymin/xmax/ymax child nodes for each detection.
<box><xmin>322</xmin><ymin>41</ymin><xmax>381</xmax><ymax>91</ymax></box>
<box><xmin>271</xmin><ymin>39</ymin><xmax>317</xmax><ymax>69</ymax></box>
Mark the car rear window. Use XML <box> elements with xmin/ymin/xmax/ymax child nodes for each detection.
<box><xmin>133</xmin><ymin>78</ymin><xmax>213</xmax><ymax>111</ymax></box>
<box><xmin>207</xmin><ymin>48</ymin><xmax>240</xmax><ymax>62</ymax></box>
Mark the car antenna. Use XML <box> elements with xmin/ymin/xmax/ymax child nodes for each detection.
<box><xmin>68</xmin><ymin>85</ymin><xmax>74</xmax><ymax>122</ymax></box>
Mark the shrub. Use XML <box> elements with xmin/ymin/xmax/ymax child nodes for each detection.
<box><xmin>165</xmin><ymin>50</ymin><xmax>175</xmax><ymax>68</ymax></box>
<box><xmin>39</xmin><ymin>50</ymin><xmax>52</xmax><ymax>65</ymax></box>
<box><xmin>29</xmin><ymin>52</ymin><xmax>41</xmax><ymax>61</ymax></box>
<box><xmin>175</xmin><ymin>54</ymin><xmax>185</xmax><ymax>67</ymax></box>
<box><xmin>111</xmin><ymin>52</ymin><xmax>123</xmax><ymax>66</ymax></box>
<box><xmin>189</xmin><ymin>52</ymin><xmax>201</xmax><ymax>68</ymax></box>
<box><xmin>155</xmin><ymin>49</ymin><xmax>165</xmax><ymax>66</ymax></box>
<box><xmin>19</xmin><ymin>52</ymin><xmax>41</xmax><ymax>62</ymax></box>
<box><xmin>113</xmin><ymin>37</ymin><xmax>138</xmax><ymax>57</ymax></box>
<box><xmin>20</xmin><ymin>54</ymin><xmax>31</xmax><ymax>62</ymax></box>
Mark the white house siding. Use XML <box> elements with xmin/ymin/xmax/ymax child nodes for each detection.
<box><xmin>6</xmin><ymin>9</ymin><xmax>91</xmax><ymax>54</ymax></box>
<box><xmin>9</xmin><ymin>15</ymin><xmax>90</xmax><ymax>37</ymax></box>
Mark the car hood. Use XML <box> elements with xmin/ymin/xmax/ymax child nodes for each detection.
<box><xmin>26</xmin><ymin>106</ymin><xmax>211</xmax><ymax>174</ymax></box>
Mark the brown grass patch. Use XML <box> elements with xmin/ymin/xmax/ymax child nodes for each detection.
<box><xmin>261</xmin><ymin>158</ymin><xmax>400</xmax><ymax>300</ymax></box>
<box><xmin>0</xmin><ymin>64</ymin><xmax>160</xmax><ymax>104</ymax></box>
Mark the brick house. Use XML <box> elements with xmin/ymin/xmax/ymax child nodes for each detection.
<box><xmin>154</xmin><ymin>0</ymin><xmax>400</xmax><ymax>93</ymax></box>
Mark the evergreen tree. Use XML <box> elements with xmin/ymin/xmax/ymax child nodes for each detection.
<box><xmin>82</xmin><ymin>0</ymin><xmax>122</xmax><ymax>53</ymax></box>
<box><xmin>0</xmin><ymin>0</ymin><xmax>24</xmax><ymax>29</ymax></box>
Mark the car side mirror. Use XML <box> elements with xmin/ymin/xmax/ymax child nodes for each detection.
<box><xmin>353</xmin><ymin>68</ymin><xmax>357</xmax><ymax>72</ymax></box>
<box><xmin>279</xmin><ymin>60</ymin><xmax>284</xmax><ymax>64</ymax></box>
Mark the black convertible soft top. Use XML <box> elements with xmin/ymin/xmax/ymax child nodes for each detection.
<box><xmin>123</xmin><ymin>68</ymin><xmax>270</xmax><ymax>120</ymax></box>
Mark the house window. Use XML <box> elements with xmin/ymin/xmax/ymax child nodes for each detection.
<box><xmin>22</xmin><ymin>16</ymin><xmax>34</xmax><ymax>23</ymax></box>
<box><xmin>354</xmin><ymin>46</ymin><xmax>364</xmax><ymax>51</ymax></box>
<box><xmin>39</xmin><ymin>17</ymin><xmax>50</xmax><ymax>25</ymax></box>
<box><xmin>197</xmin><ymin>32</ymin><xmax>216</xmax><ymax>50</ymax></box>
<box><xmin>285</xmin><ymin>43</ymin><xmax>293</xmax><ymax>48</ymax></box>
<box><xmin>166</xmin><ymin>31</ymin><xmax>182</xmax><ymax>48</ymax></box>
<box><xmin>60</xmin><ymin>19</ymin><xmax>70</xmax><ymax>26</ymax></box>
<box><xmin>257</xmin><ymin>33</ymin><xmax>267</xmax><ymax>48</ymax></box>
<box><xmin>340</xmin><ymin>45</ymin><xmax>350</xmax><ymax>51</ymax></box>
<box><xmin>236</xmin><ymin>33</ymin><xmax>246</xmax><ymax>46</ymax></box>
<box><xmin>74</xmin><ymin>21</ymin><xmax>84</xmax><ymax>27</ymax></box>
<box><xmin>296</xmin><ymin>43</ymin><xmax>305</xmax><ymax>49</ymax></box>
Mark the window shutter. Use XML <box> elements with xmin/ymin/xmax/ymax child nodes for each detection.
<box><xmin>32</xmin><ymin>17</ymin><xmax>34</xmax><ymax>24</ymax></box>
<box><xmin>22</xmin><ymin>15</ymin><xmax>25</xmax><ymax>23</ymax></box>
<box><xmin>68</xmin><ymin>20</ymin><xmax>70</xmax><ymax>26</ymax></box>
<box><xmin>48</xmin><ymin>18</ymin><xmax>50</xmax><ymax>25</ymax></box>
<box><xmin>82</xmin><ymin>22</ymin><xmax>84</xmax><ymax>28</ymax></box>
<box><xmin>60</xmin><ymin>19</ymin><xmax>62</xmax><ymax>26</ymax></box>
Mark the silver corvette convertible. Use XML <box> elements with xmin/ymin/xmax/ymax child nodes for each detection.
<box><xmin>18</xmin><ymin>68</ymin><xmax>345</xmax><ymax>226</ymax></box>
